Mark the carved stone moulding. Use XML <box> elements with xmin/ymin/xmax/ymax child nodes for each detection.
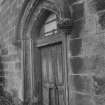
<box><xmin>0</xmin><ymin>96</ymin><xmax>13</xmax><ymax>105</ymax></box>
<box><xmin>57</xmin><ymin>18</ymin><xmax>73</xmax><ymax>34</ymax></box>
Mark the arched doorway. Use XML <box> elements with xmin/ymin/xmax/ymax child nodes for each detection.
<box><xmin>35</xmin><ymin>12</ymin><xmax>67</xmax><ymax>105</ymax></box>
<box><xmin>16</xmin><ymin>0</ymin><xmax>72</xmax><ymax>105</ymax></box>
<box><xmin>30</xmin><ymin>8</ymin><xmax>69</xmax><ymax>105</ymax></box>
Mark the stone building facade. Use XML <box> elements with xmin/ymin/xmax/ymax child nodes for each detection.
<box><xmin>0</xmin><ymin>0</ymin><xmax>105</xmax><ymax>105</ymax></box>
<box><xmin>0</xmin><ymin>0</ymin><xmax>24</xmax><ymax>104</ymax></box>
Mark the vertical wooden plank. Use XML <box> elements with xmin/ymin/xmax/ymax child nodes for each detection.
<box><xmin>39</xmin><ymin>35</ymin><xmax>68</xmax><ymax>105</ymax></box>
<box><xmin>43</xmin><ymin>87</ymin><xmax>49</xmax><ymax>105</ymax></box>
<box><xmin>49</xmin><ymin>88</ymin><xmax>56</xmax><ymax>105</ymax></box>
<box><xmin>56</xmin><ymin>43</ymin><xmax>63</xmax><ymax>84</ymax></box>
<box><xmin>41</xmin><ymin>47</ymin><xmax>49</xmax><ymax>83</ymax></box>
<box><xmin>51</xmin><ymin>44</ymin><xmax>57</xmax><ymax>83</ymax></box>
<box><xmin>59</xmin><ymin>91</ymin><xmax>65</xmax><ymax>105</ymax></box>
<box><xmin>33</xmin><ymin>44</ymin><xmax>42</xmax><ymax>105</ymax></box>
<box><xmin>48</xmin><ymin>46</ymin><xmax>54</xmax><ymax>83</ymax></box>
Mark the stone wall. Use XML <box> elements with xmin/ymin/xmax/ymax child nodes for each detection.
<box><xmin>0</xmin><ymin>0</ymin><xmax>105</xmax><ymax>105</ymax></box>
<box><xmin>69</xmin><ymin>0</ymin><xmax>105</xmax><ymax>105</ymax></box>
<box><xmin>0</xmin><ymin>0</ymin><xmax>24</xmax><ymax>103</ymax></box>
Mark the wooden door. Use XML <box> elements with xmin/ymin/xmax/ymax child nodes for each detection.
<box><xmin>37</xmin><ymin>34</ymin><xmax>67</xmax><ymax>105</ymax></box>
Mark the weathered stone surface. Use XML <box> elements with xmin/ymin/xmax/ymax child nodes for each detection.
<box><xmin>71</xmin><ymin>19</ymin><xmax>85</xmax><ymax>38</ymax></box>
<box><xmin>93</xmin><ymin>76</ymin><xmax>105</xmax><ymax>95</ymax></box>
<box><xmin>70</xmin><ymin>38</ymin><xmax>82</xmax><ymax>56</ymax></box>
<box><xmin>1</xmin><ymin>0</ymin><xmax>105</xmax><ymax>104</ymax></box>
<box><xmin>15</xmin><ymin>62</ymin><xmax>21</xmax><ymax>70</ymax></box>
<box><xmin>94</xmin><ymin>95</ymin><xmax>105</xmax><ymax>105</ymax></box>
<box><xmin>1</xmin><ymin>48</ymin><xmax>8</xmax><ymax>55</ymax></box>
<box><xmin>96</xmin><ymin>11</ymin><xmax>105</xmax><ymax>33</ymax></box>
<box><xmin>85</xmin><ymin>15</ymin><xmax>97</xmax><ymax>34</ymax></box>
<box><xmin>70</xmin><ymin>92</ymin><xmax>94</xmax><ymax>105</ymax></box>
<box><xmin>72</xmin><ymin>2</ymin><xmax>84</xmax><ymax>21</ymax></box>
<box><xmin>82</xmin><ymin>34</ymin><xmax>105</xmax><ymax>56</ymax></box>
<box><xmin>98</xmin><ymin>12</ymin><xmax>105</xmax><ymax>29</ymax></box>
<box><xmin>93</xmin><ymin>0</ymin><xmax>105</xmax><ymax>12</ymax></box>
<box><xmin>69</xmin><ymin>1</ymin><xmax>105</xmax><ymax>104</ymax></box>
<box><xmin>70</xmin><ymin>75</ymin><xmax>92</xmax><ymax>93</ymax></box>
<box><xmin>70</xmin><ymin>57</ymin><xmax>83</xmax><ymax>74</ymax></box>
<box><xmin>70</xmin><ymin>55</ymin><xmax>105</xmax><ymax>76</ymax></box>
<box><xmin>68</xmin><ymin>0</ymin><xmax>80</xmax><ymax>4</ymax></box>
<box><xmin>0</xmin><ymin>0</ymin><xmax>24</xmax><ymax>102</ymax></box>
<box><xmin>2</xmin><ymin>55</ymin><xmax>18</xmax><ymax>62</ymax></box>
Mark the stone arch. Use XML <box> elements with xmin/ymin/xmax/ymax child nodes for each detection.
<box><xmin>16</xmin><ymin>0</ymin><xmax>61</xmax><ymax>41</ymax></box>
<box><xmin>16</xmin><ymin>0</ymin><xmax>72</xmax><ymax>104</ymax></box>
<box><xmin>0</xmin><ymin>91</ymin><xmax>20</xmax><ymax>105</ymax></box>
<box><xmin>16</xmin><ymin>0</ymin><xmax>72</xmax><ymax>41</ymax></box>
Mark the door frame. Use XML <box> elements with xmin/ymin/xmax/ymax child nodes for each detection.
<box><xmin>16</xmin><ymin>0</ymin><xmax>72</xmax><ymax>104</ymax></box>
<box><xmin>36</xmin><ymin>32</ymin><xmax>69</xmax><ymax>105</ymax></box>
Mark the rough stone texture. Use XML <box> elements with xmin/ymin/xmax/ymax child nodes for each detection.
<box><xmin>1</xmin><ymin>0</ymin><xmax>105</xmax><ymax>105</ymax></box>
<box><xmin>70</xmin><ymin>75</ymin><xmax>92</xmax><ymax>94</ymax></box>
<box><xmin>72</xmin><ymin>2</ymin><xmax>84</xmax><ymax>21</ymax></box>
<box><xmin>0</xmin><ymin>0</ymin><xmax>24</xmax><ymax>104</ymax></box>
<box><xmin>70</xmin><ymin>92</ymin><xmax>94</xmax><ymax>105</ymax></box>
<box><xmin>69</xmin><ymin>0</ymin><xmax>105</xmax><ymax>105</ymax></box>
